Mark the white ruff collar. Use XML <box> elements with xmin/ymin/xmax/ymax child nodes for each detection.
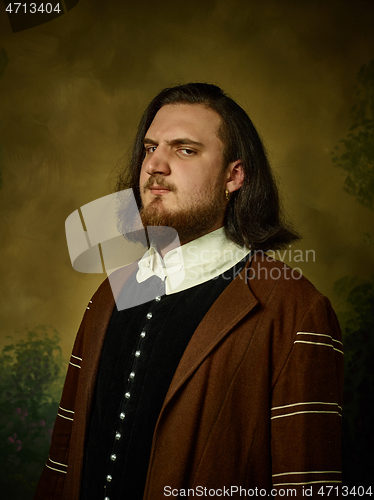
<box><xmin>136</xmin><ymin>227</ymin><xmax>250</xmax><ymax>295</ymax></box>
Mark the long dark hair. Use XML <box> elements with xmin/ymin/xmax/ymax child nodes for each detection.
<box><xmin>116</xmin><ymin>83</ymin><xmax>299</xmax><ymax>251</ymax></box>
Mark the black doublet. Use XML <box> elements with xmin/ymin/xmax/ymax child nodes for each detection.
<box><xmin>81</xmin><ymin>258</ymin><xmax>248</xmax><ymax>500</ymax></box>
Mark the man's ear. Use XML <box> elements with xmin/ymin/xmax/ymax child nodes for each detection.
<box><xmin>226</xmin><ymin>160</ymin><xmax>244</xmax><ymax>193</ymax></box>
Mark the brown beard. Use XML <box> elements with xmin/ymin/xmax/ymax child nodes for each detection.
<box><xmin>140</xmin><ymin>186</ymin><xmax>227</xmax><ymax>245</ymax></box>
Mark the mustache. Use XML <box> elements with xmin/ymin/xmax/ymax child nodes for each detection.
<box><xmin>142</xmin><ymin>175</ymin><xmax>176</xmax><ymax>193</ymax></box>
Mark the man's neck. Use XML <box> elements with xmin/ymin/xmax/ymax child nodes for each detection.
<box><xmin>156</xmin><ymin>225</ymin><xmax>224</xmax><ymax>258</ymax></box>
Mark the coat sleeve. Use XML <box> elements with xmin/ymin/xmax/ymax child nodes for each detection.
<box><xmin>270</xmin><ymin>294</ymin><xmax>344</xmax><ymax>498</ymax></box>
<box><xmin>32</xmin><ymin>292</ymin><xmax>98</xmax><ymax>500</ymax></box>
<box><xmin>32</xmin><ymin>268</ymin><xmax>130</xmax><ymax>499</ymax></box>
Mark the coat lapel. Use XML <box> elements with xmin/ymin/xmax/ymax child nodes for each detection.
<box><xmin>163</xmin><ymin>263</ymin><xmax>259</xmax><ymax>405</ymax></box>
<box><xmin>87</xmin><ymin>258</ymin><xmax>260</xmax><ymax>411</ymax></box>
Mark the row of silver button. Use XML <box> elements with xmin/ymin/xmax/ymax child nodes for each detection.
<box><xmin>103</xmin><ymin>295</ymin><xmax>162</xmax><ymax>496</ymax></box>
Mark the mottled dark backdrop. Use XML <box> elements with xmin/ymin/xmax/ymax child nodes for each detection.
<box><xmin>0</xmin><ymin>0</ymin><xmax>373</xmax><ymax>497</ymax></box>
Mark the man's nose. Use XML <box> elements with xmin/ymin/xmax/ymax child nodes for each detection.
<box><xmin>145</xmin><ymin>148</ymin><xmax>171</xmax><ymax>176</ymax></box>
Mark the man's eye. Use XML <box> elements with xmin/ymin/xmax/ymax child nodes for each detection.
<box><xmin>180</xmin><ymin>148</ymin><xmax>195</xmax><ymax>156</ymax></box>
<box><xmin>145</xmin><ymin>146</ymin><xmax>157</xmax><ymax>154</ymax></box>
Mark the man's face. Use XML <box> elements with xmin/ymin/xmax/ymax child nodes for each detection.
<box><xmin>139</xmin><ymin>103</ymin><xmax>229</xmax><ymax>244</ymax></box>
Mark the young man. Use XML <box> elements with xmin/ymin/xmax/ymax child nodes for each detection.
<box><xmin>34</xmin><ymin>83</ymin><xmax>343</xmax><ymax>499</ymax></box>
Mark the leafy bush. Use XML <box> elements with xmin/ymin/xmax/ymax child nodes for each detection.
<box><xmin>0</xmin><ymin>326</ymin><xmax>65</xmax><ymax>498</ymax></box>
<box><xmin>332</xmin><ymin>59</ymin><xmax>374</xmax><ymax>210</ymax></box>
<box><xmin>334</xmin><ymin>276</ymin><xmax>374</xmax><ymax>487</ymax></box>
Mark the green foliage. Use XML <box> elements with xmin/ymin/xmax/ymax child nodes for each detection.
<box><xmin>0</xmin><ymin>326</ymin><xmax>65</xmax><ymax>498</ymax></box>
<box><xmin>334</xmin><ymin>276</ymin><xmax>374</xmax><ymax>486</ymax></box>
<box><xmin>332</xmin><ymin>59</ymin><xmax>374</xmax><ymax>209</ymax></box>
<box><xmin>352</xmin><ymin>60</ymin><xmax>374</xmax><ymax>122</ymax></box>
<box><xmin>331</xmin><ymin>59</ymin><xmax>374</xmax><ymax>488</ymax></box>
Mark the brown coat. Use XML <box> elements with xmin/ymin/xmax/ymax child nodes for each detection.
<box><xmin>34</xmin><ymin>253</ymin><xmax>343</xmax><ymax>499</ymax></box>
